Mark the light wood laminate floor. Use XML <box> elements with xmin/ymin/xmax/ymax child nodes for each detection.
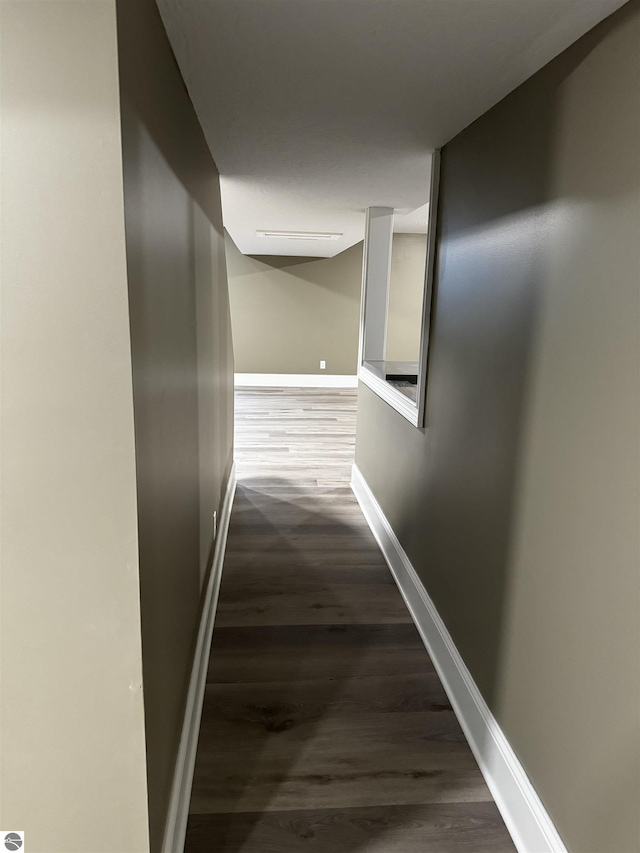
<box><xmin>185</xmin><ymin>388</ymin><xmax>515</xmax><ymax>853</ymax></box>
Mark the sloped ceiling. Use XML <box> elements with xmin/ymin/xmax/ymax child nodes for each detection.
<box><xmin>157</xmin><ymin>0</ymin><xmax>627</xmax><ymax>257</ymax></box>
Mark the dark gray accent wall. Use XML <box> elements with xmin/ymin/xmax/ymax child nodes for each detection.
<box><xmin>355</xmin><ymin>4</ymin><xmax>640</xmax><ymax>852</ymax></box>
<box><xmin>116</xmin><ymin>3</ymin><xmax>234</xmax><ymax>849</ymax></box>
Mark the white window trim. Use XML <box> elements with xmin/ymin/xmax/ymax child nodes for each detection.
<box><xmin>357</xmin><ymin>150</ymin><xmax>441</xmax><ymax>428</ymax></box>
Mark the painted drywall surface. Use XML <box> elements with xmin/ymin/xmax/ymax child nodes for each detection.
<box><xmin>0</xmin><ymin>3</ymin><xmax>150</xmax><ymax>851</ymax></box>
<box><xmin>386</xmin><ymin>233</ymin><xmax>427</xmax><ymax>362</ymax></box>
<box><xmin>355</xmin><ymin>4</ymin><xmax>640</xmax><ymax>852</ymax></box>
<box><xmin>116</xmin><ymin>2</ymin><xmax>234</xmax><ymax>849</ymax></box>
<box><xmin>227</xmin><ymin>232</ymin><xmax>426</xmax><ymax>374</ymax></box>
<box><xmin>226</xmin><ymin>234</ymin><xmax>362</xmax><ymax>375</ymax></box>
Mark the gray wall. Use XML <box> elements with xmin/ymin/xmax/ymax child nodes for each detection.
<box><xmin>226</xmin><ymin>234</ymin><xmax>362</xmax><ymax>374</ymax></box>
<box><xmin>227</xmin><ymin>232</ymin><xmax>429</xmax><ymax>374</ymax></box>
<box><xmin>387</xmin><ymin>233</ymin><xmax>428</xmax><ymax>362</ymax></box>
<box><xmin>117</xmin><ymin>3</ymin><xmax>234</xmax><ymax>849</ymax></box>
<box><xmin>355</xmin><ymin>4</ymin><xmax>640</xmax><ymax>852</ymax></box>
<box><xmin>1</xmin><ymin>3</ymin><xmax>149</xmax><ymax>850</ymax></box>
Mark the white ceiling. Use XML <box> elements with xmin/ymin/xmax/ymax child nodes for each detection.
<box><xmin>157</xmin><ymin>0</ymin><xmax>626</xmax><ymax>257</ymax></box>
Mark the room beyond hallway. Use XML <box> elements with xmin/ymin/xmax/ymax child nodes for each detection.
<box><xmin>184</xmin><ymin>388</ymin><xmax>515</xmax><ymax>852</ymax></box>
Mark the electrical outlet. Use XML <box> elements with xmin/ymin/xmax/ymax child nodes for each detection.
<box><xmin>212</xmin><ymin>510</ymin><xmax>217</xmax><ymax>539</ymax></box>
<box><xmin>320</xmin><ymin>360</ymin><xmax>326</xmax><ymax>370</ymax></box>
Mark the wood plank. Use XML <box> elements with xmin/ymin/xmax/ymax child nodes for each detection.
<box><xmin>226</xmin><ymin>534</ymin><xmax>383</xmax><ymax>552</ymax></box>
<box><xmin>190</xmin><ymin>764</ymin><xmax>493</xmax><ymax>815</ymax></box>
<box><xmin>191</xmin><ymin>707</ymin><xmax>492</xmax><ymax>813</ymax></box>
<box><xmin>207</xmin><ymin>624</ymin><xmax>433</xmax><ymax>683</ymax></box>
<box><xmin>202</xmin><ymin>673</ymin><xmax>452</xmax><ymax>722</ymax></box>
<box><xmin>186</xmin><ymin>803</ymin><xmax>516</xmax><ymax>852</ymax></box>
<box><xmin>215</xmin><ymin>574</ymin><xmax>411</xmax><ymax>626</ymax></box>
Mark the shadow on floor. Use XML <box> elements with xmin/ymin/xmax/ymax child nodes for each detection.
<box><xmin>184</xmin><ymin>478</ymin><xmax>514</xmax><ymax>853</ymax></box>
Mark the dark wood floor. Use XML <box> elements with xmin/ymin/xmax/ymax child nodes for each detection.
<box><xmin>185</xmin><ymin>388</ymin><xmax>515</xmax><ymax>852</ymax></box>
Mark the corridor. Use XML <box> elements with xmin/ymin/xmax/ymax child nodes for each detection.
<box><xmin>184</xmin><ymin>388</ymin><xmax>515</xmax><ymax>852</ymax></box>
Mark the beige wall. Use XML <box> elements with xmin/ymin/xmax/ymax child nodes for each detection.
<box><xmin>226</xmin><ymin>234</ymin><xmax>362</xmax><ymax>374</ymax></box>
<box><xmin>116</xmin><ymin>2</ymin><xmax>234</xmax><ymax>850</ymax></box>
<box><xmin>0</xmin><ymin>3</ymin><xmax>150</xmax><ymax>851</ymax></box>
<box><xmin>227</xmin><ymin>232</ymin><xmax>427</xmax><ymax>374</ymax></box>
<box><xmin>386</xmin><ymin>233</ymin><xmax>427</xmax><ymax>362</ymax></box>
<box><xmin>355</xmin><ymin>4</ymin><xmax>640</xmax><ymax>852</ymax></box>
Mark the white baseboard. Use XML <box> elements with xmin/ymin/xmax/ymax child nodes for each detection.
<box><xmin>235</xmin><ymin>373</ymin><xmax>358</xmax><ymax>388</ymax></box>
<box><xmin>161</xmin><ymin>464</ymin><xmax>237</xmax><ymax>853</ymax></box>
<box><xmin>351</xmin><ymin>464</ymin><xmax>567</xmax><ymax>853</ymax></box>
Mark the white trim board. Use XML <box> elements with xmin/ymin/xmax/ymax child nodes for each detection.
<box><xmin>235</xmin><ymin>373</ymin><xmax>358</xmax><ymax>388</ymax></box>
<box><xmin>161</xmin><ymin>463</ymin><xmax>237</xmax><ymax>853</ymax></box>
<box><xmin>350</xmin><ymin>464</ymin><xmax>568</xmax><ymax>853</ymax></box>
<box><xmin>358</xmin><ymin>365</ymin><xmax>420</xmax><ymax>427</ymax></box>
